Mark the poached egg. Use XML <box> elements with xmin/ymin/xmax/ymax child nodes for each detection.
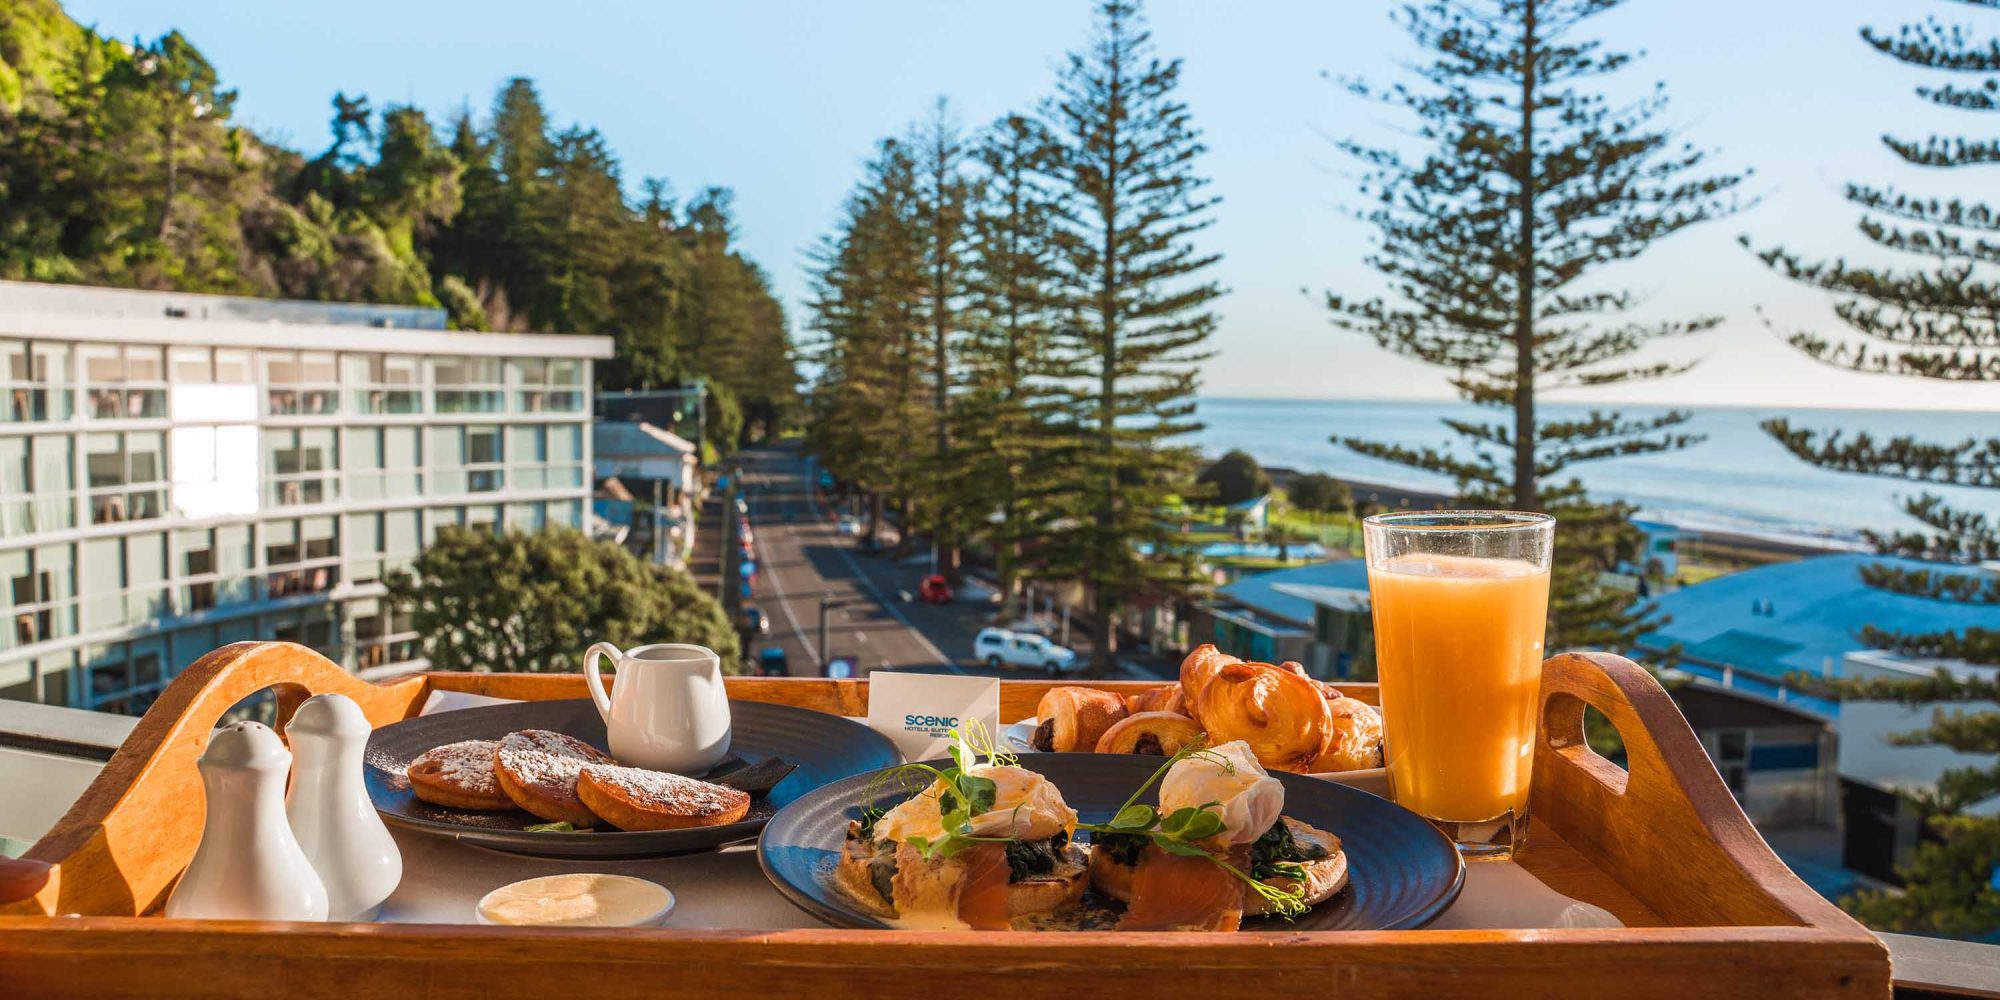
<box><xmin>873</xmin><ymin>764</ymin><xmax>1079</xmax><ymax>844</ymax></box>
<box><xmin>1158</xmin><ymin>739</ymin><xmax>1285</xmax><ymax>846</ymax></box>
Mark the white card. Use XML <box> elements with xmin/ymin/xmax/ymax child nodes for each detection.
<box><xmin>865</xmin><ymin>671</ymin><xmax>1001</xmax><ymax>762</ymax></box>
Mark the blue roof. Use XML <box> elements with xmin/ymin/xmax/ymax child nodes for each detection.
<box><xmin>1226</xmin><ymin>494</ymin><xmax>1271</xmax><ymax>512</ymax></box>
<box><xmin>1214</xmin><ymin>559</ymin><xmax>1370</xmax><ymax>625</ymax></box>
<box><xmin>1639</xmin><ymin>554</ymin><xmax>2000</xmax><ymax>680</ymax></box>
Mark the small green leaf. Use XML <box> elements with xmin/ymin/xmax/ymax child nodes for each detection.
<box><xmin>1155</xmin><ymin>838</ymin><xmax>1212</xmax><ymax>859</ymax></box>
<box><xmin>523</xmin><ymin>821</ymin><xmax>578</xmax><ymax>833</ymax></box>
<box><xmin>960</xmin><ymin>774</ymin><xmax>998</xmax><ymax>814</ymax></box>
<box><xmin>1180</xmin><ymin>810</ymin><xmax>1224</xmax><ymax>841</ymax></box>
<box><xmin>1110</xmin><ymin>804</ymin><xmax>1157</xmax><ymax>830</ymax></box>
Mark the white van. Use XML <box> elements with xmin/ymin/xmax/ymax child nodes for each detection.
<box><xmin>973</xmin><ymin>627</ymin><xmax>1078</xmax><ymax>672</ymax></box>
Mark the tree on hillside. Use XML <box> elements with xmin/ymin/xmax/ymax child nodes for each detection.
<box><xmin>386</xmin><ymin>526</ymin><xmax>738</xmax><ymax>674</ymax></box>
<box><xmin>960</xmin><ymin>111</ymin><xmax>1067</xmax><ymax>617</ymax></box>
<box><xmin>1748</xmin><ymin>0</ymin><xmax>2000</xmax><ymax>938</ymax></box>
<box><xmin>1289</xmin><ymin>472</ymin><xmax>1352</xmax><ymax>522</ymax></box>
<box><xmin>1198</xmin><ymin>450</ymin><xmax>1271</xmax><ymax>507</ymax></box>
<box><xmin>1329</xmin><ymin>0</ymin><xmax>1745</xmax><ymax>652</ymax></box>
<box><xmin>1039</xmin><ymin>0</ymin><xmax>1222</xmax><ymax>672</ymax></box>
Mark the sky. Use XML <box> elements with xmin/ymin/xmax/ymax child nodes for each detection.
<box><xmin>61</xmin><ymin>0</ymin><xmax>2000</xmax><ymax>412</ymax></box>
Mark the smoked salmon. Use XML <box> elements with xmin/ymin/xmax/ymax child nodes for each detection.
<box><xmin>955</xmin><ymin>842</ymin><xmax>1013</xmax><ymax>930</ymax></box>
<box><xmin>1115</xmin><ymin>843</ymin><xmax>1247</xmax><ymax>932</ymax></box>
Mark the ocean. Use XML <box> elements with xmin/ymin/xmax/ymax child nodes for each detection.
<box><xmin>1192</xmin><ymin>397</ymin><xmax>1999</xmax><ymax>547</ymax></box>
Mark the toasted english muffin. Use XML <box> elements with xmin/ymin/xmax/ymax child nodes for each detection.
<box><xmin>1089</xmin><ymin>816</ymin><xmax>1348</xmax><ymax>914</ymax></box>
<box><xmin>837</xmin><ymin>823</ymin><xmax>1089</xmax><ymax>922</ymax></box>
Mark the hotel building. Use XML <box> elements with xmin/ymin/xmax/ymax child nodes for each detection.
<box><xmin>0</xmin><ymin>280</ymin><xmax>612</xmax><ymax>714</ymax></box>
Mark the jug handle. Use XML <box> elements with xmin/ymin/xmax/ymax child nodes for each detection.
<box><xmin>582</xmin><ymin>642</ymin><xmax>623</xmax><ymax>721</ymax></box>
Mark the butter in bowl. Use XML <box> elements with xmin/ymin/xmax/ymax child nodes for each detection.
<box><xmin>475</xmin><ymin>873</ymin><xmax>675</xmax><ymax>928</ymax></box>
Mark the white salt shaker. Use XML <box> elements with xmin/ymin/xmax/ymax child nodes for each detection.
<box><xmin>165</xmin><ymin>721</ymin><xmax>329</xmax><ymax>921</ymax></box>
<box><xmin>285</xmin><ymin>693</ymin><xmax>402</xmax><ymax>920</ymax></box>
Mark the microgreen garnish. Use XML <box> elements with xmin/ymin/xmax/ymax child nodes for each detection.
<box><xmin>861</xmin><ymin>721</ymin><xmax>1027</xmax><ymax>861</ymax></box>
<box><xmin>1078</xmin><ymin>738</ymin><xmax>1311</xmax><ymax>919</ymax></box>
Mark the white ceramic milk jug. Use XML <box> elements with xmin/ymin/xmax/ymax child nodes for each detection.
<box><xmin>582</xmin><ymin>642</ymin><xmax>732</xmax><ymax>773</ymax></box>
<box><xmin>165</xmin><ymin>721</ymin><xmax>329</xmax><ymax>921</ymax></box>
<box><xmin>285</xmin><ymin>693</ymin><xmax>403</xmax><ymax>920</ymax></box>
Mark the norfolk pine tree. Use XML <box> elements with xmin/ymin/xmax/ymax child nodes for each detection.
<box><xmin>960</xmin><ymin>112</ymin><xmax>1069</xmax><ymax>617</ymax></box>
<box><xmin>1748</xmin><ymin>0</ymin><xmax>2000</xmax><ymax>938</ymax></box>
<box><xmin>1330</xmin><ymin>0</ymin><xmax>1745</xmax><ymax>651</ymax></box>
<box><xmin>908</xmin><ymin>100</ymin><xmax>977</xmax><ymax>577</ymax></box>
<box><xmin>1041</xmin><ymin>0</ymin><xmax>1221</xmax><ymax>672</ymax></box>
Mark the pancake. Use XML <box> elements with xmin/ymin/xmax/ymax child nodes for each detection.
<box><xmin>406</xmin><ymin>738</ymin><xmax>511</xmax><ymax>811</ymax></box>
<box><xmin>575</xmin><ymin>763</ymin><xmax>752</xmax><ymax>831</ymax></box>
<box><xmin>492</xmin><ymin>729</ymin><xmax>615</xmax><ymax>827</ymax></box>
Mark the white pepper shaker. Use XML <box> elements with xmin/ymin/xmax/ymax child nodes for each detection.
<box><xmin>165</xmin><ymin>721</ymin><xmax>329</xmax><ymax>921</ymax></box>
<box><xmin>285</xmin><ymin>693</ymin><xmax>402</xmax><ymax>920</ymax></box>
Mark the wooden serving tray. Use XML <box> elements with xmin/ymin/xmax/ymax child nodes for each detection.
<box><xmin>0</xmin><ymin>642</ymin><xmax>1890</xmax><ymax>999</ymax></box>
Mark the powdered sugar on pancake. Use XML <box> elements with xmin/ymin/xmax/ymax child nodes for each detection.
<box><xmin>409</xmin><ymin>739</ymin><xmax>501</xmax><ymax>794</ymax></box>
<box><xmin>495</xmin><ymin>729</ymin><xmax>611</xmax><ymax>791</ymax></box>
<box><xmin>580</xmin><ymin>763</ymin><xmax>748</xmax><ymax>816</ymax></box>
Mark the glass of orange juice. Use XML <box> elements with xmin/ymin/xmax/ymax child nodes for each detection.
<box><xmin>1363</xmin><ymin>510</ymin><xmax>1554</xmax><ymax>859</ymax></box>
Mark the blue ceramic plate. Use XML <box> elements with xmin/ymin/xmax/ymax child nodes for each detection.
<box><xmin>757</xmin><ymin>751</ymin><xmax>1465</xmax><ymax>931</ymax></box>
<box><xmin>365</xmin><ymin>698</ymin><xmax>900</xmax><ymax>859</ymax></box>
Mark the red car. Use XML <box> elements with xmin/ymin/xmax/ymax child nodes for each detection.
<box><xmin>918</xmin><ymin>574</ymin><xmax>953</xmax><ymax>604</ymax></box>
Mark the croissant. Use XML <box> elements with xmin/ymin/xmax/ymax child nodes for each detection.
<box><xmin>1310</xmin><ymin>697</ymin><xmax>1385</xmax><ymax>773</ymax></box>
<box><xmin>1095</xmin><ymin>711</ymin><xmax>1205</xmax><ymax>757</ymax></box>
<box><xmin>1032</xmin><ymin>687</ymin><xmax>1129</xmax><ymax>752</ymax></box>
<box><xmin>1177</xmin><ymin>644</ymin><xmax>1240</xmax><ymax>728</ymax></box>
<box><xmin>1280</xmin><ymin>661</ymin><xmax>1347</xmax><ymax>704</ymax></box>
<box><xmin>1124</xmin><ymin>685</ymin><xmax>1187</xmax><ymax>716</ymax></box>
<box><xmin>1187</xmin><ymin>660</ymin><xmax>1330</xmax><ymax>772</ymax></box>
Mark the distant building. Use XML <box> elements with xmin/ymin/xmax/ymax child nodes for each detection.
<box><xmin>1629</xmin><ymin>519</ymin><xmax>1679</xmax><ymax>580</ymax></box>
<box><xmin>1633</xmin><ymin>553</ymin><xmax>1998</xmax><ymax>713</ymax></box>
<box><xmin>1226</xmin><ymin>494</ymin><xmax>1271</xmax><ymax>535</ymax></box>
<box><xmin>1671</xmin><ymin>683</ymin><xmax>1838</xmax><ymax>828</ymax></box>
<box><xmin>0</xmin><ymin>280</ymin><xmax>612</xmax><ymax>714</ymax></box>
<box><xmin>591</xmin><ymin>422</ymin><xmax>701</xmax><ymax>567</ymax></box>
<box><xmin>1835</xmin><ymin>649</ymin><xmax>2000</xmax><ymax>881</ymax></box>
<box><xmin>596</xmin><ymin>384</ymin><xmax>708</xmax><ymax>451</ymax></box>
<box><xmin>1635</xmin><ymin>553</ymin><xmax>2000</xmax><ymax>877</ymax></box>
<box><xmin>1195</xmin><ymin>560</ymin><xmax>1372</xmax><ymax>677</ymax></box>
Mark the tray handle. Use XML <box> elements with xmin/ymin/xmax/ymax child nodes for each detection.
<box><xmin>1533</xmin><ymin>651</ymin><xmax>1864</xmax><ymax>933</ymax></box>
<box><xmin>0</xmin><ymin>641</ymin><xmax>427</xmax><ymax>917</ymax></box>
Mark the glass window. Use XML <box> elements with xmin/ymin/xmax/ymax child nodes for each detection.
<box><xmin>347</xmin><ymin>354</ymin><xmax>424</xmax><ymax>414</ymax></box>
<box><xmin>82</xmin><ymin>537</ymin><xmax>123</xmax><ymax>629</ymax></box>
<box><xmin>433</xmin><ymin>356</ymin><xmax>504</xmax><ymax>413</ymax></box>
<box><xmin>2</xmin><ymin>339</ymin><xmax>72</xmax><ymax>422</ymax></box>
<box><xmin>0</xmin><ymin>436</ymin><xmax>26</xmax><ymax>536</ymax></box>
<box><xmin>171</xmin><ymin>347</ymin><xmax>212</xmax><ymax>384</ymax></box>
<box><xmin>265</xmin><ymin>428</ymin><xmax>339</xmax><ymax>507</ymax></box>
<box><xmin>215</xmin><ymin>349</ymin><xmax>253</xmax><ymax>384</ymax></box>
<box><xmin>31</xmin><ymin>434</ymin><xmax>72</xmax><ymax>532</ymax></box>
<box><xmin>81</xmin><ymin>345</ymin><xmax>165</xmax><ymax>419</ymax></box>
<box><xmin>263</xmin><ymin>350</ymin><xmax>339</xmax><ymax>415</ymax></box>
<box><xmin>384</xmin><ymin>510</ymin><xmax>420</xmax><ymax>556</ymax></box>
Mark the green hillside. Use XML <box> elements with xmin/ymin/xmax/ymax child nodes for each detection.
<box><xmin>0</xmin><ymin>0</ymin><xmax>796</xmax><ymax>433</ymax></box>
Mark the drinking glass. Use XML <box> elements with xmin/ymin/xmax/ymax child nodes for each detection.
<box><xmin>1363</xmin><ymin>510</ymin><xmax>1555</xmax><ymax>859</ymax></box>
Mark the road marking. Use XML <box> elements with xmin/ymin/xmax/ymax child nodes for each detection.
<box><xmin>796</xmin><ymin>456</ymin><xmax>954</xmax><ymax>667</ymax></box>
<box><xmin>743</xmin><ymin>461</ymin><xmax>820</xmax><ymax>671</ymax></box>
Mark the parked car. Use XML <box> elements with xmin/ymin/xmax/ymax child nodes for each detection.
<box><xmin>742</xmin><ymin>606</ymin><xmax>770</xmax><ymax>635</ymax></box>
<box><xmin>735</xmin><ymin>497</ymin><xmax>749</xmax><ymax>515</ymax></box>
<box><xmin>973</xmin><ymin>627</ymin><xmax>1078</xmax><ymax>673</ymax></box>
<box><xmin>739</xmin><ymin>576</ymin><xmax>754</xmax><ymax>600</ymax></box>
<box><xmin>918</xmin><ymin>574</ymin><xmax>953</xmax><ymax>604</ymax></box>
<box><xmin>836</xmin><ymin>515</ymin><xmax>860</xmax><ymax>536</ymax></box>
<box><xmin>757</xmin><ymin>646</ymin><xmax>789</xmax><ymax>677</ymax></box>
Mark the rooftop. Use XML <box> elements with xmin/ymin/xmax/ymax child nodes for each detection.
<box><xmin>1637</xmin><ymin>554</ymin><xmax>2000</xmax><ymax>682</ymax></box>
<box><xmin>1213</xmin><ymin>558</ymin><xmax>1369</xmax><ymax>625</ymax></box>
<box><xmin>0</xmin><ymin>279</ymin><xmax>614</xmax><ymax>359</ymax></box>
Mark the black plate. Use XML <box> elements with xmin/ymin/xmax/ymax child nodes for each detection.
<box><xmin>757</xmin><ymin>752</ymin><xmax>1465</xmax><ymax>931</ymax></box>
<box><xmin>365</xmin><ymin>698</ymin><xmax>900</xmax><ymax>859</ymax></box>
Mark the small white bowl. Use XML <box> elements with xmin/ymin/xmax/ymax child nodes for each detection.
<box><xmin>475</xmin><ymin>873</ymin><xmax>675</xmax><ymax>928</ymax></box>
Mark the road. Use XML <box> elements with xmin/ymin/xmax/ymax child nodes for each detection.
<box><xmin>737</xmin><ymin>447</ymin><xmax>980</xmax><ymax>677</ymax></box>
<box><xmin>735</xmin><ymin>445</ymin><xmax>1172</xmax><ymax>681</ymax></box>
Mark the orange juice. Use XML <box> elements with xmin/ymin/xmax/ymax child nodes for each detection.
<box><xmin>1368</xmin><ymin>553</ymin><xmax>1549</xmax><ymax>824</ymax></box>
